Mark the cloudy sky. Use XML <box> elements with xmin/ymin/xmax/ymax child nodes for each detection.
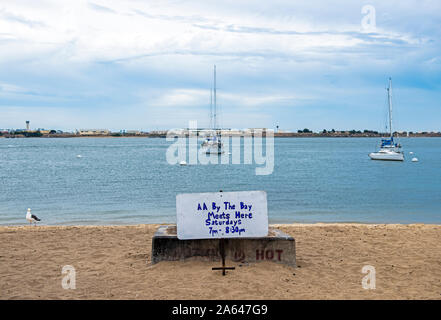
<box><xmin>0</xmin><ymin>0</ymin><xmax>440</xmax><ymax>132</ymax></box>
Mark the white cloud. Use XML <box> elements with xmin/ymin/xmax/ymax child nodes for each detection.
<box><xmin>0</xmin><ymin>0</ymin><xmax>429</xmax><ymax>65</ymax></box>
<box><xmin>0</xmin><ymin>1</ymin><xmax>440</xmax><ymax>131</ymax></box>
<box><xmin>0</xmin><ymin>83</ymin><xmax>26</xmax><ymax>94</ymax></box>
<box><xmin>142</xmin><ymin>87</ymin><xmax>311</xmax><ymax>109</ymax></box>
<box><xmin>147</xmin><ymin>88</ymin><xmax>208</xmax><ymax>107</ymax></box>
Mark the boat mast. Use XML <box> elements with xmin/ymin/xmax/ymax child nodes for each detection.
<box><xmin>213</xmin><ymin>65</ymin><xmax>217</xmax><ymax>131</ymax></box>
<box><xmin>388</xmin><ymin>77</ymin><xmax>393</xmax><ymax>139</ymax></box>
<box><xmin>210</xmin><ymin>87</ymin><xmax>213</xmax><ymax>130</ymax></box>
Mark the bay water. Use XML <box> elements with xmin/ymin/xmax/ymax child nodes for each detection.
<box><xmin>0</xmin><ymin>137</ymin><xmax>440</xmax><ymax>225</ymax></box>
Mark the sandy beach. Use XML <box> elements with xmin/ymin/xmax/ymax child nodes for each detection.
<box><xmin>0</xmin><ymin>223</ymin><xmax>440</xmax><ymax>300</ymax></box>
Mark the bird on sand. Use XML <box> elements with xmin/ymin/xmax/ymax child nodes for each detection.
<box><xmin>26</xmin><ymin>208</ymin><xmax>41</xmax><ymax>226</ymax></box>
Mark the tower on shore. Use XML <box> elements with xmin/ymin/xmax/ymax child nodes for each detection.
<box><xmin>26</xmin><ymin>121</ymin><xmax>30</xmax><ymax>130</ymax></box>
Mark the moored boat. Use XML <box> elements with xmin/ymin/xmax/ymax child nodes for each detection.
<box><xmin>369</xmin><ymin>78</ymin><xmax>404</xmax><ymax>161</ymax></box>
<box><xmin>201</xmin><ymin>65</ymin><xmax>224</xmax><ymax>154</ymax></box>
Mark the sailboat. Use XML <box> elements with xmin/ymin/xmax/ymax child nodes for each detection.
<box><xmin>369</xmin><ymin>78</ymin><xmax>404</xmax><ymax>161</ymax></box>
<box><xmin>201</xmin><ymin>65</ymin><xmax>224</xmax><ymax>154</ymax></box>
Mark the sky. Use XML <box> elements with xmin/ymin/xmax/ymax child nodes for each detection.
<box><xmin>0</xmin><ymin>0</ymin><xmax>440</xmax><ymax>132</ymax></box>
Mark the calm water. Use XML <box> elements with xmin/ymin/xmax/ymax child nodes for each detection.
<box><xmin>0</xmin><ymin>137</ymin><xmax>440</xmax><ymax>225</ymax></box>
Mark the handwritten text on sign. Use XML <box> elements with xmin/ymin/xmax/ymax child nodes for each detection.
<box><xmin>177</xmin><ymin>191</ymin><xmax>268</xmax><ymax>240</ymax></box>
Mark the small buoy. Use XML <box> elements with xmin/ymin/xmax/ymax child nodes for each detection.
<box><xmin>409</xmin><ymin>152</ymin><xmax>414</xmax><ymax>155</ymax></box>
<box><xmin>179</xmin><ymin>161</ymin><xmax>187</xmax><ymax>166</ymax></box>
<box><xmin>411</xmin><ymin>157</ymin><xmax>418</xmax><ymax>162</ymax></box>
<box><xmin>76</xmin><ymin>155</ymin><xmax>82</xmax><ymax>158</ymax></box>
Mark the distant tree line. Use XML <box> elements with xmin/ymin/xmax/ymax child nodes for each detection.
<box><xmin>295</xmin><ymin>129</ymin><xmax>383</xmax><ymax>134</ymax></box>
<box><xmin>11</xmin><ymin>131</ymin><xmax>43</xmax><ymax>137</ymax></box>
<box><xmin>297</xmin><ymin>128</ymin><xmax>313</xmax><ymax>133</ymax></box>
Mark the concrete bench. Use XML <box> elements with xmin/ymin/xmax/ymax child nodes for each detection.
<box><xmin>151</xmin><ymin>225</ymin><xmax>296</xmax><ymax>267</ymax></box>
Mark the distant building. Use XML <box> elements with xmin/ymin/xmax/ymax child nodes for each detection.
<box><xmin>26</xmin><ymin>121</ymin><xmax>30</xmax><ymax>130</ymax></box>
<box><xmin>34</xmin><ymin>128</ymin><xmax>50</xmax><ymax>134</ymax></box>
<box><xmin>76</xmin><ymin>129</ymin><xmax>110</xmax><ymax>135</ymax></box>
<box><xmin>223</xmin><ymin>129</ymin><xmax>243</xmax><ymax>136</ymax></box>
<box><xmin>242</xmin><ymin>128</ymin><xmax>268</xmax><ymax>135</ymax></box>
<box><xmin>149</xmin><ymin>130</ymin><xmax>168</xmax><ymax>135</ymax></box>
<box><xmin>125</xmin><ymin>130</ymin><xmax>141</xmax><ymax>135</ymax></box>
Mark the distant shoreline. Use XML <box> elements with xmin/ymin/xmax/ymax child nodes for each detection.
<box><xmin>1</xmin><ymin>133</ymin><xmax>441</xmax><ymax>138</ymax></box>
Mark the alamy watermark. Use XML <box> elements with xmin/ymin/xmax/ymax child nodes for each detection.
<box><xmin>361</xmin><ymin>5</ymin><xmax>376</xmax><ymax>32</ymax></box>
<box><xmin>61</xmin><ymin>265</ymin><xmax>76</xmax><ymax>290</ymax></box>
<box><xmin>166</xmin><ymin>121</ymin><xmax>274</xmax><ymax>175</ymax></box>
<box><xmin>361</xmin><ymin>265</ymin><xmax>376</xmax><ymax>289</ymax></box>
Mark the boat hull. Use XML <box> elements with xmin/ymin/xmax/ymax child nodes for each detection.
<box><xmin>201</xmin><ymin>139</ymin><xmax>224</xmax><ymax>154</ymax></box>
<box><xmin>369</xmin><ymin>152</ymin><xmax>404</xmax><ymax>161</ymax></box>
<box><xmin>202</xmin><ymin>147</ymin><xmax>224</xmax><ymax>154</ymax></box>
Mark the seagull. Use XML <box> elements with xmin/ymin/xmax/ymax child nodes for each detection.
<box><xmin>26</xmin><ymin>208</ymin><xmax>41</xmax><ymax>226</ymax></box>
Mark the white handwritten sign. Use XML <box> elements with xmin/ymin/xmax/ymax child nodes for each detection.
<box><xmin>176</xmin><ymin>190</ymin><xmax>268</xmax><ymax>240</ymax></box>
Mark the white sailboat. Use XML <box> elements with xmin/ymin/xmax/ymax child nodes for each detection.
<box><xmin>369</xmin><ymin>78</ymin><xmax>404</xmax><ymax>161</ymax></box>
<box><xmin>201</xmin><ymin>65</ymin><xmax>224</xmax><ymax>154</ymax></box>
